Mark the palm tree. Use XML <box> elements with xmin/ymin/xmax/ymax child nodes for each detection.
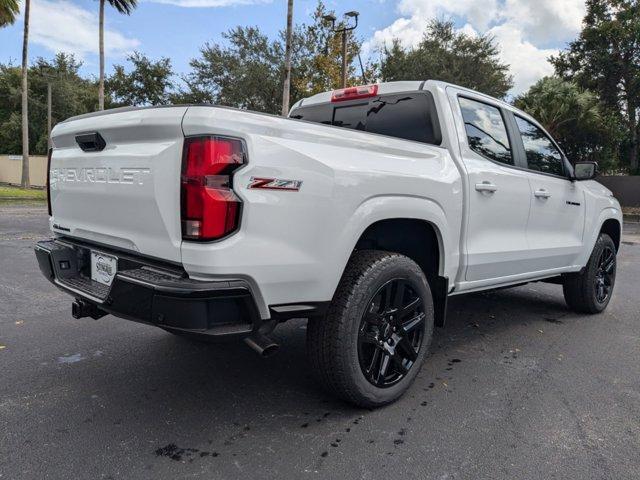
<box><xmin>21</xmin><ymin>0</ymin><xmax>31</xmax><ymax>187</ymax></box>
<box><xmin>98</xmin><ymin>0</ymin><xmax>137</xmax><ymax>110</ymax></box>
<box><xmin>515</xmin><ymin>76</ymin><xmax>601</xmax><ymax>138</ymax></box>
<box><xmin>0</xmin><ymin>0</ymin><xmax>19</xmax><ymax>26</ymax></box>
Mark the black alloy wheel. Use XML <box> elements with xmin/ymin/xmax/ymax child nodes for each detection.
<box><xmin>563</xmin><ymin>233</ymin><xmax>617</xmax><ymax>314</ymax></box>
<box><xmin>594</xmin><ymin>244</ymin><xmax>615</xmax><ymax>305</ymax></box>
<box><xmin>357</xmin><ymin>279</ymin><xmax>425</xmax><ymax>388</ymax></box>
<box><xmin>307</xmin><ymin>250</ymin><xmax>434</xmax><ymax>407</ymax></box>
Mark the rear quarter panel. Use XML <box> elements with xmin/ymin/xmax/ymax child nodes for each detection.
<box><xmin>181</xmin><ymin>107</ymin><xmax>462</xmax><ymax>317</ymax></box>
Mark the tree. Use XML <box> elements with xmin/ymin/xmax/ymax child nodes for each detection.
<box><xmin>0</xmin><ymin>0</ymin><xmax>19</xmax><ymax>26</ymax></box>
<box><xmin>292</xmin><ymin>1</ymin><xmax>368</xmax><ymax>96</ymax></box>
<box><xmin>0</xmin><ymin>54</ymin><xmax>99</xmax><ymax>155</ymax></box>
<box><xmin>21</xmin><ymin>0</ymin><xmax>31</xmax><ymax>187</ymax></box>
<box><xmin>179</xmin><ymin>1</ymin><xmax>371</xmax><ymax>114</ymax></box>
<box><xmin>181</xmin><ymin>26</ymin><xmax>284</xmax><ymax>113</ymax></box>
<box><xmin>106</xmin><ymin>52</ymin><xmax>174</xmax><ymax>106</ymax></box>
<box><xmin>380</xmin><ymin>20</ymin><xmax>513</xmax><ymax>99</ymax></box>
<box><xmin>515</xmin><ymin>76</ymin><xmax>623</xmax><ymax>172</ymax></box>
<box><xmin>98</xmin><ymin>0</ymin><xmax>137</xmax><ymax>111</ymax></box>
<box><xmin>551</xmin><ymin>0</ymin><xmax>640</xmax><ymax>172</ymax></box>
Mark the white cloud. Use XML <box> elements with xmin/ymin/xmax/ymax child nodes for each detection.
<box><xmin>145</xmin><ymin>0</ymin><xmax>271</xmax><ymax>7</ymax></box>
<box><xmin>28</xmin><ymin>0</ymin><xmax>139</xmax><ymax>59</ymax></box>
<box><xmin>501</xmin><ymin>0</ymin><xmax>585</xmax><ymax>44</ymax></box>
<box><xmin>398</xmin><ymin>0</ymin><xmax>499</xmax><ymax>31</ymax></box>
<box><xmin>366</xmin><ymin>0</ymin><xmax>587</xmax><ymax>95</ymax></box>
<box><xmin>488</xmin><ymin>23</ymin><xmax>558</xmax><ymax>94</ymax></box>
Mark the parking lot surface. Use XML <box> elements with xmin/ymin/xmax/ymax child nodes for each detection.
<box><xmin>1</xmin><ymin>203</ymin><xmax>639</xmax><ymax>479</ymax></box>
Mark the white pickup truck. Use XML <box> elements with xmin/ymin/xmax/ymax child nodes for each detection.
<box><xmin>35</xmin><ymin>81</ymin><xmax>622</xmax><ymax>407</ymax></box>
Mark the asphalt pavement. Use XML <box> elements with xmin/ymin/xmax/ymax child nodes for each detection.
<box><xmin>1</xmin><ymin>202</ymin><xmax>639</xmax><ymax>480</ymax></box>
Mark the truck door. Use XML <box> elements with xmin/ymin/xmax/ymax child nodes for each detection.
<box><xmin>447</xmin><ymin>89</ymin><xmax>533</xmax><ymax>285</ymax></box>
<box><xmin>510</xmin><ymin>114</ymin><xmax>586</xmax><ymax>269</ymax></box>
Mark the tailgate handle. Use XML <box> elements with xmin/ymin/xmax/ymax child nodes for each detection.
<box><xmin>75</xmin><ymin>132</ymin><xmax>106</xmax><ymax>152</ymax></box>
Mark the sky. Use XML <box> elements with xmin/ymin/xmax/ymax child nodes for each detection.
<box><xmin>0</xmin><ymin>0</ymin><xmax>588</xmax><ymax>96</ymax></box>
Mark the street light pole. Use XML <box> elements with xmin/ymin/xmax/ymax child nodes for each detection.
<box><xmin>322</xmin><ymin>11</ymin><xmax>359</xmax><ymax>89</ymax></box>
<box><xmin>47</xmin><ymin>81</ymin><xmax>52</xmax><ymax>150</ymax></box>
<box><xmin>281</xmin><ymin>0</ymin><xmax>294</xmax><ymax>116</ymax></box>
<box><xmin>341</xmin><ymin>29</ymin><xmax>347</xmax><ymax>88</ymax></box>
<box><xmin>42</xmin><ymin>72</ymin><xmax>57</xmax><ymax>150</ymax></box>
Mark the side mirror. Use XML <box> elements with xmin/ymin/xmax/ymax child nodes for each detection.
<box><xmin>573</xmin><ymin>161</ymin><xmax>599</xmax><ymax>181</ymax></box>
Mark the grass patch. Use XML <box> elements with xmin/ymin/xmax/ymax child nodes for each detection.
<box><xmin>623</xmin><ymin>207</ymin><xmax>640</xmax><ymax>215</ymax></box>
<box><xmin>0</xmin><ymin>185</ymin><xmax>47</xmax><ymax>201</ymax></box>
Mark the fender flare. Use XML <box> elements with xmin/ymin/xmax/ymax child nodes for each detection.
<box><xmin>339</xmin><ymin>194</ymin><xmax>450</xmax><ymax>274</ymax></box>
<box><xmin>576</xmin><ymin>207</ymin><xmax>622</xmax><ymax>268</ymax></box>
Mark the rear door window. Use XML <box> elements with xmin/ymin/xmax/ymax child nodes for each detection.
<box><xmin>458</xmin><ymin>97</ymin><xmax>513</xmax><ymax>165</ymax></box>
<box><xmin>290</xmin><ymin>92</ymin><xmax>442</xmax><ymax>145</ymax></box>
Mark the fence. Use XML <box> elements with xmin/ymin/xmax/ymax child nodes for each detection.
<box><xmin>0</xmin><ymin>155</ymin><xmax>48</xmax><ymax>187</ymax></box>
<box><xmin>598</xmin><ymin>176</ymin><xmax>640</xmax><ymax>207</ymax></box>
<box><xmin>1</xmin><ymin>155</ymin><xmax>638</xmax><ymax>206</ymax></box>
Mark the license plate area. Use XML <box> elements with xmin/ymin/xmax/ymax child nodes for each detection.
<box><xmin>91</xmin><ymin>251</ymin><xmax>118</xmax><ymax>286</ymax></box>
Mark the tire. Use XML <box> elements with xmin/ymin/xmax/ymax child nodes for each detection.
<box><xmin>307</xmin><ymin>250</ymin><xmax>434</xmax><ymax>408</ymax></box>
<box><xmin>563</xmin><ymin>233</ymin><xmax>617</xmax><ymax>314</ymax></box>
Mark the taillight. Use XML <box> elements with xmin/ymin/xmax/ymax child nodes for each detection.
<box><xmin>331</xmin><ymin>84</ymin><xmax>379</xmax><ymax>102</ymax></box>
<box><xmin>46</xmin><ymin>147</ymin><xmax>53</xmax><ymax>216</ymax></box>
<box><xmin>181</xmin><ymin>136</ymin><xmax>245</xmax><ymax>241</ymax></box>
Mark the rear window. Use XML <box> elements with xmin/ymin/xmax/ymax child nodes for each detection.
<box><xmin>289</xmin><ymin>92</ymin><xmax>442</xmax><ymax>145</ymax></box>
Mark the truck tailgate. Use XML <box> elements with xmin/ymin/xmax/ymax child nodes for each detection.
<box><xmin>49</xmin><ymin>107</ymin><xmax>188</xmax><ymax>263</ymax></box>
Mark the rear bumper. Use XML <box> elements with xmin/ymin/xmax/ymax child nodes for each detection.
<box><xmin>34</xmin><ymin>238</ymin><xmax>263</xmax><ymax>339</ymax></box>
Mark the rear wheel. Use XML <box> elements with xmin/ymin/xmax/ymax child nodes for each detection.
<box><xmin>307</xmin><ymin>250</ymin><xmax>434</xmax><ymax>407</ymax></box>
<box><xmin>563</xmin><ymin>233</ymin><xmax>617</xmax><ymax>314</ymax></box>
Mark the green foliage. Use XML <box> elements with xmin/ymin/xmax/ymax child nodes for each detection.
<box><xmin>177</xmin><ymin>1</ymin><xmax>372</xmax><ymax>114</ymax></box>
<box><xmin>514</xmin><ymin>77</ymin><xmax>624</xmax><ymax>172</ymax></box>
<box><xmin>180</xmin><ymin>26</ymin><xmax>284</xmax><ymax>113</ymax></box>
<box><xmin>379</xmin><ymin>20</ymin><xmax>513</xmax><ymax>99</ymax></box>
<box><xmin>550</xmin><ymin>0</ymin><xmax>640</xmax><ymax>172</ymax></box>
<box><xmin>107</xmin><ymin>52</ymin><xmax>174</xmax><ymax>106</ymax></box>
<box><xmin>105</xmin><ymin>0</ymin><xmax>137</xmax><ymax>15</ymax></box>
<box><xmin>0</xmin><ymin>0</ymin><xmax>20</xmax><ymax>27</ymax></box>
<box><xmin>290</xmin><ymin>1</ymin><xmax>370</xmax><ymax>97</ymax></box>
<box><xmin>0</xmin><ymin>53</ymin><xmax>99</xmax><ymax>155</ymax></box>
<box><xmin>0</xmin><ymin>63</ymin><xmax>21</xmax><ymax>153</ymax></box>
<box><xmin>0</xmin><ymin>185</ymin><xmax>46</xmax><ymax>200</ymax></box>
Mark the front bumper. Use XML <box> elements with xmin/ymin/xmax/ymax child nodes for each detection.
<box><xmin>34</xmin><ymin>238</ymin><xmax>262</xmax><ymax>339</ymax></box>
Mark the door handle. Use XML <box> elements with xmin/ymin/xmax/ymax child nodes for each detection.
<box><xmin>475</xmin><ymin>182</ymin><xmax>498</xmax><ymax>193</ymax></box>
<box><xmin>534</xmin><ymin>188</ymin><xmax>551</xmax><ymax>199</ymax></box>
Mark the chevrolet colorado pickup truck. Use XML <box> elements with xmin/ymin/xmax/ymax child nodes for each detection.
<box><xmin>35</xmin><ymin>81</ymin><xmax>622</xmax><ymax>407</ymax></box>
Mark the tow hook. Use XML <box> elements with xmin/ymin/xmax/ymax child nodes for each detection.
<box><xmin>72</xmin><ymin>299</ymin><xmax>107</xmax><ymax>320</ymax></box>
<box><xmin>244</xmin><ymin>331</ymin><xmax>280</xmax><ymax>358</ymax></box>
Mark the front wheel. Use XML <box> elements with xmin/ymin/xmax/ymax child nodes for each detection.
<box><xmin>563</xmin><ymin>233</ymin><xmax>617</xmax><ymax>314</ymax></box>
<box><xmin>307</xmin><ymin>250</ymin><xmax>434</xmax><ymax>407</ymax></box>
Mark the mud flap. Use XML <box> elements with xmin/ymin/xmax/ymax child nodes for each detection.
<box><xmin>432</xmin><ymin>276</ymin><xmax>449</xmax><ymax>327</ymax></box>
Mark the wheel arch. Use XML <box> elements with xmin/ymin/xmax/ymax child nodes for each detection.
<box><xmin>600</xmin><ymin>218</ymin><xmax>621</xmax><ymax>252</ymax></box>
<box><xmin>327</xmin><ymin>195</ymin><xmax>456</xmax><ymax>327</ymax></box>
<box><xmin>350</xmin><ymin>217</ymin><xmax>449</xmax><ymax>327</ymax></box>
<box><xmin>576</xmin><ymin>208</ymin><xmax>623</xmax><ymax>268</ymax></box>
<box><xmin>354</xmin><ymin>218</ymin><xmax>443</xmax><ymax>281</ymax></box>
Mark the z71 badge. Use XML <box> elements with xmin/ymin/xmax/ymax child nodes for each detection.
<box><xmin>248</xmin><ymin>177</ymin><xmax>302</xmax><ymax>191</ymax></box>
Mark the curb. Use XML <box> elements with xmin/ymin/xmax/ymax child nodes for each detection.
<box><xmin>623</xmin><ymin>214</ymin><xmax>640</xmax><ymax>223</ymax></box>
